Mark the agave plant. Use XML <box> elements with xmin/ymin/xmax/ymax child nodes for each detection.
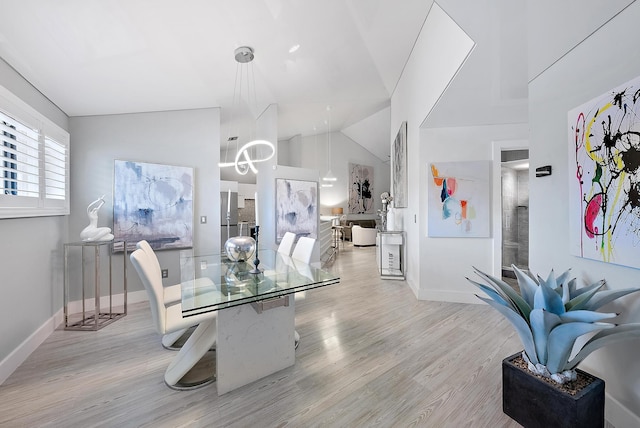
<box><xmin>468</xmin><ymin>265</ymin><xmax>640</xmax><ymax>384</ymax></box>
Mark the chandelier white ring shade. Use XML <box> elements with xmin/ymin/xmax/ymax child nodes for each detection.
<box><xmin>218</xmin><ymin>46</ymin><xmax>275</xmax><ymax>174</ymax></box>
<box><xmin>218</xmin><ymin>139</ymin><xmax>275</xmax><ymax>175</ymax></box>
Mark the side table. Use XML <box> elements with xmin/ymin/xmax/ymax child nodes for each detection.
<box><xmin>376</xmin><ymin>231</ymin><xmax>405</xmax><ymax>280</ymax></box>
<box><xmin>63</xmin><ymin>240</ymin><xmax>127</xmax><ymax>331</ymax></box>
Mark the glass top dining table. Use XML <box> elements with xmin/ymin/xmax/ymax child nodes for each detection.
<box><xmin>179</xmin><ymin>249</ymin><xmax>340</xmax><ymax>317</ymax></box>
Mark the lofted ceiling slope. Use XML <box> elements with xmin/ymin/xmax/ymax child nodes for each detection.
<box><xmin>0</xmin><ymin>0</ymin><xmax>433</xmax><ymax>156</ymax></box>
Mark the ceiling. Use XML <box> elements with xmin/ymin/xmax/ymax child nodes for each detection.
<box><xmin>0</xmin><ymin>0</ymin><xmax>434</xmax><ymax>160</ymax></box>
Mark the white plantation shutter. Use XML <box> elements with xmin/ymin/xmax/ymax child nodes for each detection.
<box><xmin>0</xmin><ymin>85</ymin><xmax>70</xmax><ymax>218</ymax></box>
<box><xmin>44</xmin><ymin>136</ymin><xmax>67</xmax><ymax>201</ymax></box>
<box><xmin>1</xmin><ymin>111</ymin><xmax>40</xmax><ymax>198</ymax></box>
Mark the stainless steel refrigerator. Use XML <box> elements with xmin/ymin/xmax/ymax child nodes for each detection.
<box><xmin>220</xmin><ymin>191</ymin><xmax>238</xmax><ymax>249</ymax></box>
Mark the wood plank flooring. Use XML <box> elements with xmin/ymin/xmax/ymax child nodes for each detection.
<box><xmin>0</xmin><ymin>244</ymin><xmax>522</xmax><ymax>427</ymax></box>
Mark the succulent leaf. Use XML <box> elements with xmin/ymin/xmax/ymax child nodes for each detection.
<box><xmin>546</xmin><ymin>322</ymin><xmax>613</xmax><ymax>374</ymax></box>
<box><xmin>545</xmin><ymin>269</ymin><xmax>557</xmax><ymax>289</ymax></box>
<box><xmin>556</xmin><ymin>269</ymin><xmax>572</xmax><ymax>290</ymax></box>
<box><xmin>512</xmin><ymin>265</ymin><xmax>537</xmax><ymax>308</ymax></box>
<box><xmin>534</xmin><ymin>277</ymin><xmax>565</xmax><ymax>315</ymax></box>
<box><xmin>561</xmin><ymin>280</ymin><xmax>571</xmax><ymax>305</ymax></box>
<box><xmin>530</xmin><ymin>309</ymin><xmax>561</xmax><ymax>365</ymax></box>
<box><xmin>569</xmin><ymin>278</ymin><xmax>603</xmax><ymax>298</ymax></box>
<box><xmin>558</xmin><ymin>310</ymin><xmax>617</xmax><ymax>323</ymax></box>
<box><xmin>476</xmin><ymin>295</ymin><xmax>538</xmax><ymax>365</ymax></box>
<box><xmin>566</xmin><ymin>323</ymin><xmax>640</xmax><ymax>370</ymax></box>
<box><xmin>580</xmin><ymin>287</ymin><xmax>640</xmax><ymax>311</ymax></box>
<box><xmin>467</xmin><ymin>278</ymin><xmax>510</xmax><ymax>307</ymax></box>
<box><xmin>473</xmin><ymin>267</ymin><xmax>531</xmax><ymax>320</ymax></box>
<box><xmin>525</xmin><ymin>269</ymin><xmax>539</xmax><ymax>284</ymax></box>
<box><xmin>565</xmin><ymin>281</ymin><xmax>605</xmax><ymax>311</ymax></box>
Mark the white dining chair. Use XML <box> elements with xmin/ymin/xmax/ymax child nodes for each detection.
<box><xmin>291</xmin><ymin>236</ymin><xmax>316</xmax><ymax>264</ymax></box>
<box><xmin>136</xmin><ymin>240</ymin><xmax>213</xmax><ymax>349</ymax></box>
<box><xmin>277</xmin><ymin>232</ymin><xmax>297</xmax><ymax>256</ymax></box>
<box><xmin>130</xmin><ymin>248</ymin><xmax>217</xmax><ymax>390</ymax></box>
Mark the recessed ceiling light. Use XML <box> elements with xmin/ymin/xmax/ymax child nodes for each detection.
<box><xmin>289</xmin><ymin>44</ymin><xmax>300</xmax><ymax>54</ymax></box>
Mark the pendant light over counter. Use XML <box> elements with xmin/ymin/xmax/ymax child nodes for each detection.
<box><xmin>322</xmin><ymin>105</ymin><xmax>336</xmax><ymax>187</ymax></box>
<box><xmin>218</xmin><ymin>46</ymin><xmax>275</xmax><ymax>175</ymax></box>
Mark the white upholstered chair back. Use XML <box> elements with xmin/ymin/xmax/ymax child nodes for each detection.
<box><xmin>277</xmin><ymin>232</ymin><xmax>296</xmax><ymax>256</ymax></box>
<box><xmin>130</xmin><ymin>248</ymin><xmax>168</xmax><ymax>334</ymax></box>
<box><xmin>136</xmin><ymin>240</ymin><xmax>163</xmax><ymax>280</ymax></box>
<box><xmin>291</xmin><ymin>236</ymin><xmax>315</xmax><ymax>264</ymax></box>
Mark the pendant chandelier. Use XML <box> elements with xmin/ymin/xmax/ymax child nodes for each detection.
<box><xmin>322</xmin><ymin>105</ymin><xmax>336</xmax><ymax>186</ymax></box>
<box><xmin>218</xmin><ymin>46</ymin><xmax>275</xmax><ymax>175</ymax></box>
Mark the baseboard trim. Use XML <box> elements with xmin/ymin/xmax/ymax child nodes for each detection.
<box><xmin>65</xmin><ymin>290</ymin><xmax>148</xmax><ymax>314</ymax></box>
<box><xmin>606</xmin><ymin>392</ymin><xmax>640</xmax><ymax>428</ymax></box>
<box><xmin>419</xmin><ymin>289</ymin><xmax>481</xmax><ymax>305</ymax></box>
<box><xmin>0</xmin><ymin>290</ymin><xmax>148</xmax><ymax>385</ymax></box>
<box><xmin>0</xmin><ymin>308</ymin><xmax>61</xmax><ymax>385</ymax></box>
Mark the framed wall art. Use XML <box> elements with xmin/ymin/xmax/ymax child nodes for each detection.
<box><xmin>348</xmin><ymin>163</ymin><xmax>374</xmax><ymax>214</ymax></box>
<box><xmin>569</xmin><ymin>73</ymin><xmax>640</xmax><ymax>268</ymax></box>
<box><xmin>393</xmin><ymin>121</ymin><xmax>407</xmax><ymax>208</ymax></box>
<box><xmin>428</xmin><ymin>160</ymin><xmax>490</xmax><ymax>237</ymax></box>
<box><xmin>275</xmin><ymin>178</ymin><xmax>318</xmax><ymax>244</ymax></box>
<box><xmin>113</xmin><ymin>160</ymin><xmax>194</xmax><ymax>251</ymax></box>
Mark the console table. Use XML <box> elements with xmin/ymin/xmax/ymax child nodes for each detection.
<box><xmin>63</xmin><ymin>240</ymin><xmax>127</xmax><ymax>331</ymax></box>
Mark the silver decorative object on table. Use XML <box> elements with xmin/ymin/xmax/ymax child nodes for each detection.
<box><xmin>378</xmin><ymin>192</ymin><xmax>394</xmax><ymax>232</ymax></box>
<box><xmin>224</xmin><ymin>236</ymin><xmax>256</xmax><ymax>262</ymax></box>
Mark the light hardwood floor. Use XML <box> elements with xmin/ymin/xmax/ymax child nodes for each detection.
<box><xmin>0</xmin><ymin>244</ymin><xmax>522</xmax><ymax>427</ymax></box>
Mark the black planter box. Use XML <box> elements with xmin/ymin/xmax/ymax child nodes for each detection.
<box><xmin>502</xmin><ymin>353</ymin><xmax>605</xmax><ymax>428</ymax></box>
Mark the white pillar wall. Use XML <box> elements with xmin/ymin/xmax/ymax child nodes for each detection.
<box><xmin>390</xmin><ymin>3</ymin><xmax>475</xmax><ymax>298</ymax></box>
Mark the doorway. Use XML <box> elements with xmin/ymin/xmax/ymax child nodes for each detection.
<box><xmin>501</xmin><ymin>149</ymin><xmax>529</xmax><ymax>281</ymax></box>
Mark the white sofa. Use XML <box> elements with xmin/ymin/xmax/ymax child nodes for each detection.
<box><xmin>352</xmin><ymin>225</ymin><xmax>377</xmax><ymax>247</ymax></box>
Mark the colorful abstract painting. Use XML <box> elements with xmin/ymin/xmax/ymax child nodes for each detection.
<box><xmin>348</xmin><ymin>163</ymin><xmax>374</xmax><ymax>214</ymax></box>
<box><xmin>569</xmin><ymin>74</ymin><xmax>640</xmax><ymax>268</ymax></box>
<box><xmin>393</xmin><ymin>122</ymin><xmax>408</xmax><ymax>208</ymax></box>
<box><xmin>113</xmin><ymin>160</ymin><xmax>193</xmax><ymax>252</ymax></box>
<box><xmin>275</xmin><ymin>178</ymin><xmax>318</xmax><ymax>244</ymax></box>
<box><xmin>428</xmin><ymin>161</ymin><xmax>490</xmax><ymax>237</ymax></box>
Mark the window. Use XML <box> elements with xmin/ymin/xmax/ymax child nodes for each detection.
<box><xmin>0</xmin><ymin>85</ymin><xmax>69</xmax><ymax>218</ymax></box>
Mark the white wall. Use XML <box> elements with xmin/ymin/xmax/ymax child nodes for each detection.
<box><xmin>0</xmin><ymin>58</ymin><xmax>69</xmax><ymax>381</ymax></box>
<box><xmin>69</xmin><ymin>108</ymin><xmax>221</xmax><ymax>292</ymax></box>
<box><xmin>528</xmin><ymin>0</ymin><xmax>640</xmax><ymax>420</ymax></box>
<box><xmin>255</xmin><ymin>105</ymin><xmax>321</xmax><ymax>263</ymax></box>
<box><xmin>419</xmin><ymin>124</ymin><xmax>528</xmax><ymax>303</ymax></box>
<box><xmin>390</xmin><ymin>2</ymin><xmax>475</xmax><ymax>296</ymax></box>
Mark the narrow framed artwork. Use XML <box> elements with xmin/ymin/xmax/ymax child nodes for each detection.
<box><xmin>275</xmin><ymin>178</ymin><xmax>318</xmax><ymax>244</ymax></box>
<box><xmin>428</xmin><ymin>161</ymin><xmax>491</xmax><ymax>237</ymax></box>
<box><xmin>569</xmin><ymin>74</ymin><xmax>640</xmax><ymax>268</ymax></box>
<box><xmin>348</xmin><ymin>163</ymin><xmax>374</xmax><ymax>214</ymax></box>
<box><xmin>113</xmin><ymin>160</ymin><xmax>194</xmax><ymax>252</ymax></box>
<box><xmin>393</xmin><ymin>121</ymin><xmax>408</xmax><ymax>208</ymax></box>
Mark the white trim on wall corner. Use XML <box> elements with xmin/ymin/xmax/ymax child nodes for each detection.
<box><xmin>605</xmin><ymin>392</ymin><xmax>640</xmax><ymax>428</ymax></box>
<box><xmin>0</xmin><ymin>290</ymin><xmax>149</xmax><ymax>386</ymax></box>
<box><xmin>0</xmin><ymin>308</ymin><xmax>62</xmax><ymax>385</ymax></box>
<box><xmin>419</xmin><ymin>289</ymin><xmax>482</xmax><ymax>305</ymax></box>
